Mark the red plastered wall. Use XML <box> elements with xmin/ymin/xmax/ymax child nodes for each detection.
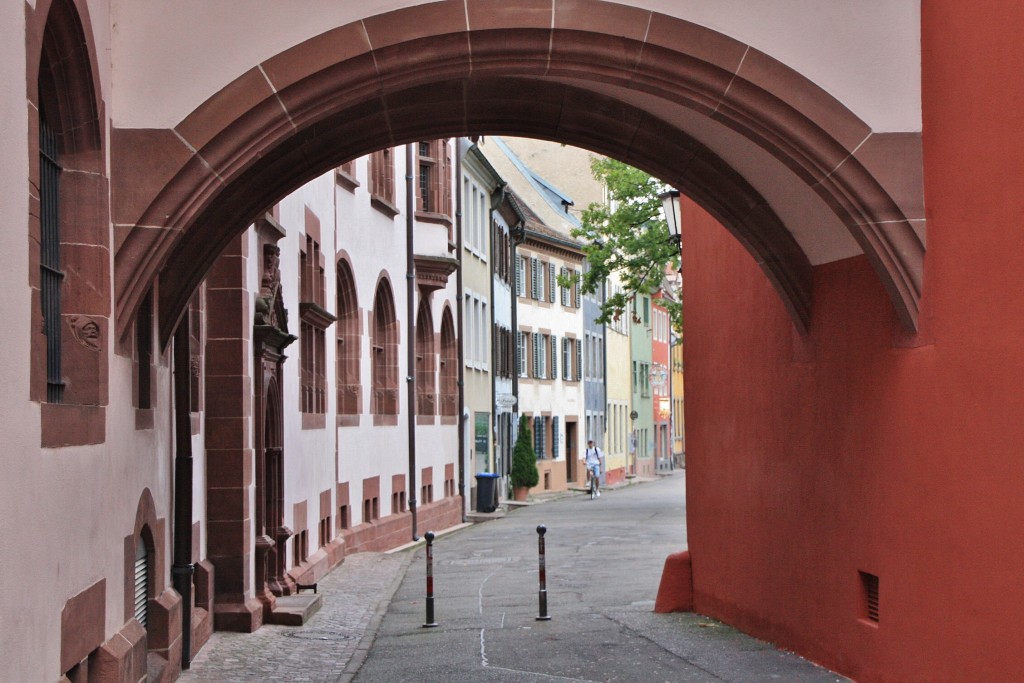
<box><xmin>681</xmin><ymin>5</ymin><xmax>1024</xmax><ymax>681</ymax></box>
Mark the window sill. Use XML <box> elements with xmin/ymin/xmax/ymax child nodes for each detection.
<box><xmin>415</xmin><ymin>210</ymin><xmax>452</xmax><ymax>227</ymax></box>
<box><xmin>335</xmin><ymin>168</ymin><xmax>360</xmax><ymax>191</ymax></box>
<box><xmin>302</xmin><ymin>412</ymin><xmax>326</xmax><ymax>430</ymax></box>
<box><xmin>371</xmin><ymin>195</ymin><xmax>401</xmax><ymax>218</ymax></box>
<box><xmin>337</xmin><ymin>414</ymin><xmax>360</xmax><ymax>427</ymax></box>
<box><xmin>299</xmin><ymin>302</ymin><xmax>337</xmax><ymax>329</ymax></box>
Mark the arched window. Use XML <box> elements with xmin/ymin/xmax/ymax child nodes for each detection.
<box><xmin>32</xmin><ymin>0</ymin><xmax>108</xmax><ymax>446</ymax></box>
<box><xmin>371</xmin><ymin>279</ymin><xmax>398</xmax><ymax>417</ymax></box>
<box><xmin>336</xmin><ymin>259</ymin><xmax>360</xmax><ymax>416</ymax></box>
<box><xmin>439</xmin><ymin>308</ymin><xmax>457</xmax><ymax>416</ymax></box>
<box><xmin>416</xmin><ymin>300</ymin><xmax>436</xmax><ymax>417</ymax></box>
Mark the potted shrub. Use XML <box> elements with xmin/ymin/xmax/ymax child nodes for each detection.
<box><xmin>510</xmin><ymin>415</ymin><xmax>540</xmax><ymax>501</ymax></box>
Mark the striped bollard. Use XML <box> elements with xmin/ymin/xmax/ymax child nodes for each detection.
<box><xmin>536</xmin><ymin>524</ymin><xmax>551</xmax><ymax>621</ymax></box>
<box><xmin>423</xmin><ymin>531</ymin><xmax>438</xmax><ymax>628</ymax></box>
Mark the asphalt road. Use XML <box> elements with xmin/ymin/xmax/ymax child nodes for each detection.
<box><xmin>353</xmin><ymin>472</ymin><xmax>848</xmax><ymax>683</ymax></box>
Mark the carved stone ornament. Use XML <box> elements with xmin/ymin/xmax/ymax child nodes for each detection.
<box><xmin>254</xmin><ymin>244</ymin><xmax>288</xmax><ymax>331</ymax></box>
<box><xmin>68</xmin><ymin>315</ymin><xmax>101</xmax><ymax>351</ymax></box>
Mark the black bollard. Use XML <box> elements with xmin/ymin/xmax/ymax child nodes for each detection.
<box><xmin>423</xmin><ymin>531</ymin><xmax>438</xmax><ymax>628</ymax></box>
<box><xmin>536</xmin><ymin>524</ymin><xmax>551</xmax><ymax>621</ymax></box>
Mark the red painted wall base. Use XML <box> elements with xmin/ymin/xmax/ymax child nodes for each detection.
<box><xmin>654</xmin><ymin>550</ymin><xmax>693</xmax><ymax>613</ymax></box>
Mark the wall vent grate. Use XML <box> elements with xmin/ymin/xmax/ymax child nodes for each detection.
<box><xmin>860</xmin><ymin>571</ymin><xmax>879</xmax><ymax>623</ymax></box>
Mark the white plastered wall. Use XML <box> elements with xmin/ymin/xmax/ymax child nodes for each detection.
<box><xmin>108</xmin><ymin>1</ymin><xmax>920</xmax><ymax>133</ymax></box>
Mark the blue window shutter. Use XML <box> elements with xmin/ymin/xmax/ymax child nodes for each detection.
<box><xmin>576</xmin><ymin>339</ymin><xmax>583</xmax><ymax>381</ymax></box>
<box><xmin>551</xmin><ymin>335</ymin><xmax>558</xmax><ymax>379</ymax></box>
<box><xmin>531</xmin><ymin>258</ymin><xmax>539</xmax><ymax>299</ymax></box>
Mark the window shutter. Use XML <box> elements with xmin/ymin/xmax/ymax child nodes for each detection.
<box><xmin>532</xmin><ymin>333</ymin><xmax>540</xmax><ymax>378</ymax></box>
<box><xmin>550</xmin><ymin>335</ymin><xmax>557</xmax><ymax>380</ymax></box>
<box><xmin>574</xmin><ymin>271</ymin><xmax>581</xmax><ymax>308</ymax></box>
<box><xmin>560</xmin><ymin>267</ymin><xmax>568</xmax><ymax>306</ymax></box>
<box><xmin>549</xmin><ymin>263</ymin><xmax>556</xmax><ymax>302</ymax></box>
<box><xmin>516</xmin><ymin>257</ymin><xmax>523</xmax><ymax>295</ymax></box>
<box><xmin>531</xmin><ymin>258</ymin><xmax>539</xmax><ymax>299</ymax></box>
<box><xmin>534</xmin><ymin>416</ymin><xmax>543</xmax><ymax>459</ymax></box>
<box><xmin>576</xmin><ymin>339</ymin><xmax>583</xmax><ymax>381</ymax></box>
<box><xmin>552</xmin><ymin>417</ymin><xmax>560</xmax><ymax>459</ymax></box>
<box><xmin>516</xmin><ymin>331</ymin><xmax>523</xmax><ymax>376</ymax></box>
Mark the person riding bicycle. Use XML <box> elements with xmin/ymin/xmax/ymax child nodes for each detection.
<box><xmin>583</xmin><ymin>440</ymin><xmax>603</xmax><ymax>497</ymax></box>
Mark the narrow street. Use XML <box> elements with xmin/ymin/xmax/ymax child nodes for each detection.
<box><xmin>354</xmin><ymin>474</ymin><xmax>848</xmax><ymax>682</ymax></box>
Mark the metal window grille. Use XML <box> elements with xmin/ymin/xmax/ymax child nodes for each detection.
<box><xmin>134</xmin><ymin>540</ymin><xmax>149</xmax><ymax>628</ymax></box>
<box><xmin>40</xmin><ymin>113</ymin><xmax>64</xmax><ymax>403</ymax></box>
<box><xmin>860</xmin><ymin>571</ymin><xmax>880</xmax><ymax>623</ymax></box>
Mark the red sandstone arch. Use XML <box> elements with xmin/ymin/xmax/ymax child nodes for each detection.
<box><xmin>108</xmin><ymin>0</ymin><xmax>924</xmax><ymax>344</ymax></box>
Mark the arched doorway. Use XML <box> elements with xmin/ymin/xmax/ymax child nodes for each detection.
<box><xmin>252</xmin><ymin>243</ymin><xmax>298</xmax><ymax>615</ymax></box>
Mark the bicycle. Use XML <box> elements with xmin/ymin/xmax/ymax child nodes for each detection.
<box><xmin>587</xmin><ymin>466</ymin><xmax>600</xmax><ymax>500</ymax></box>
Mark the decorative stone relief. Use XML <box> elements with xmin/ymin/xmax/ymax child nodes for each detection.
<box><xmin>69</xmin><ymin>316</ymin><xmax>101</xmax><ymax>351</ymax></box>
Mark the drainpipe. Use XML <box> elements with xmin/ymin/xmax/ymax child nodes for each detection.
<box><xmin>406</xmin><ymin>143</ymin><xmax>419</xmax><ymax>541</ymax></box>
<box><xmin>488</xmin><ymin>181</ymin><xmax>508</xmax><ymax>490</ymax></box>
<box><xmin>509</xmin><ymin>219</ymin><xmax>525</xmax><ymax>490</ymax></box>
<box><xmin>488</xmin><ymin>182</ymin><xmax>497</xmax><ymax>484</ymax></box>
<box><xmin>602</xmin><ymin>278</ymin><xmax>608</xmax><ymax>450</ymax></box>
<box><xmin>172</xmin><ymin>319</ymin><xmax>194</xmax><ymax>669</ymax></box>
<box><xmin>455</xmin><ymin>143</ymin><xmax>467</xmax><ymax>522</ymax></box>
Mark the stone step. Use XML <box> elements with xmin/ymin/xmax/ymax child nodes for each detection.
<box><xmin>268</xmin><ymin>593</ymin><xmax>323</xmax><ymax>626</ymax></box>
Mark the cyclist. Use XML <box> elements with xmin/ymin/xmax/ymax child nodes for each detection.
<box><xmin>583</xmin><ymin>439</ymin><xmax>603</xmax><ymax>497</ymax></box>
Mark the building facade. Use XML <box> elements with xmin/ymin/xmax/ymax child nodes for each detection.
<box><xmin>513</xmin><ymin>196</ymin><xmax>586</xmax><ymax>493</ymax></box>
<box><xmin>629</xmin><ymin>294</ymin><xmax>655</xmax><ymax>478</ymax></box>
<box><xmin>604</xmin><ymin>275</ymin><xmax>633</xmax><ymax>484</ymax></box>
<box><xmin>459</xmin><ymin>142</ymin><xmax>500</xmax><ymax>483</ymax></box>
<box><xmin>651</xmin><ymin>290</ymin><xmax>672</xmax><ymax>471</ymax></box>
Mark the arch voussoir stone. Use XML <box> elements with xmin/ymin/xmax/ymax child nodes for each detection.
<box><xmin>108</xmin><ymin>0</ymin><xmax>924</xmax><ymax>346</ymax></box>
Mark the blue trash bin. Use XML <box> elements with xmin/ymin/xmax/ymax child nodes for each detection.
<box><xmin>475</xmin><ymin>473</ymin><xmax>499</xmax><ymax>513</ymax></box>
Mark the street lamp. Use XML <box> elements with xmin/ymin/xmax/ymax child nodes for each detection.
<box><xmin>659</xmin><ymin>189</ymin><xmax>682</xmax><ymax>246</ymax></box>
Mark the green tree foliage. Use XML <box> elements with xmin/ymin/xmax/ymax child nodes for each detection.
<box><xmin>510</xmin><ymin>415</ymin><xmax>540</xmax><ymax>489</ymax></box>
<box><xmin>560</xmin><ymin>157</ymin><xmax>682</xmax><ymax>333</ymax></box>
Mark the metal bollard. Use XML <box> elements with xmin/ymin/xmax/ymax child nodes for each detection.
<box><xmin>423</xmin><ymin>531</ymin><xmax>438</xmax><ymax>628</ymax></box>
<box><xmin>536</xmin><ymin>524</ymin><xmax>551</xmax><ymax>621</ymax></box>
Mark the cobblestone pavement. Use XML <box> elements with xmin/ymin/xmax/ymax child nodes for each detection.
<box><xmin>181</xmin><ymin>550</ymin><xmax>413</xmax><ymax>683</ymax></box>
<box><xmin>354</xmin><ymin>474</ymin><xmax>849</xmax><ymax>683</ymax></box>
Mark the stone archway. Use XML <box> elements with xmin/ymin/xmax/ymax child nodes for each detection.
<box><xmin>108</xmin><ymin>0</ymin><xmax>924</xmax><ymax>346</ymax></box>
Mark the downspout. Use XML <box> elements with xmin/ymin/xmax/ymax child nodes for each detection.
<box><xmin>488</xmin><ymin>183</ymin><xmax>497</xmax><ymax>484</ymax></box>
<box><xmin>172</xmin><ymin>319</ymin><xmax>194</xmax><ymax>669</ymax></box>
<box><xmin>406</xmin><ymin>143</ymin><xmax>419</xmax><ymax>540</ymax></box>
<box><xmin>488</xmin><ymin>181</ymin><xmax>508</xmax><ymax>486</ymax></box>
<box><xmin>455</xmin><ymin>143</ymin><xmax>467</xmax><ymax>522</ymax></box>
<box><xmin>602</xmin><ymin>278</ymin><xmax>608</xmax><ymax>448</ymax></box>
<box><xmin>509</xmin><ymin>221</ymin><xmax>525</xmax><ymax>487</ymax></box>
